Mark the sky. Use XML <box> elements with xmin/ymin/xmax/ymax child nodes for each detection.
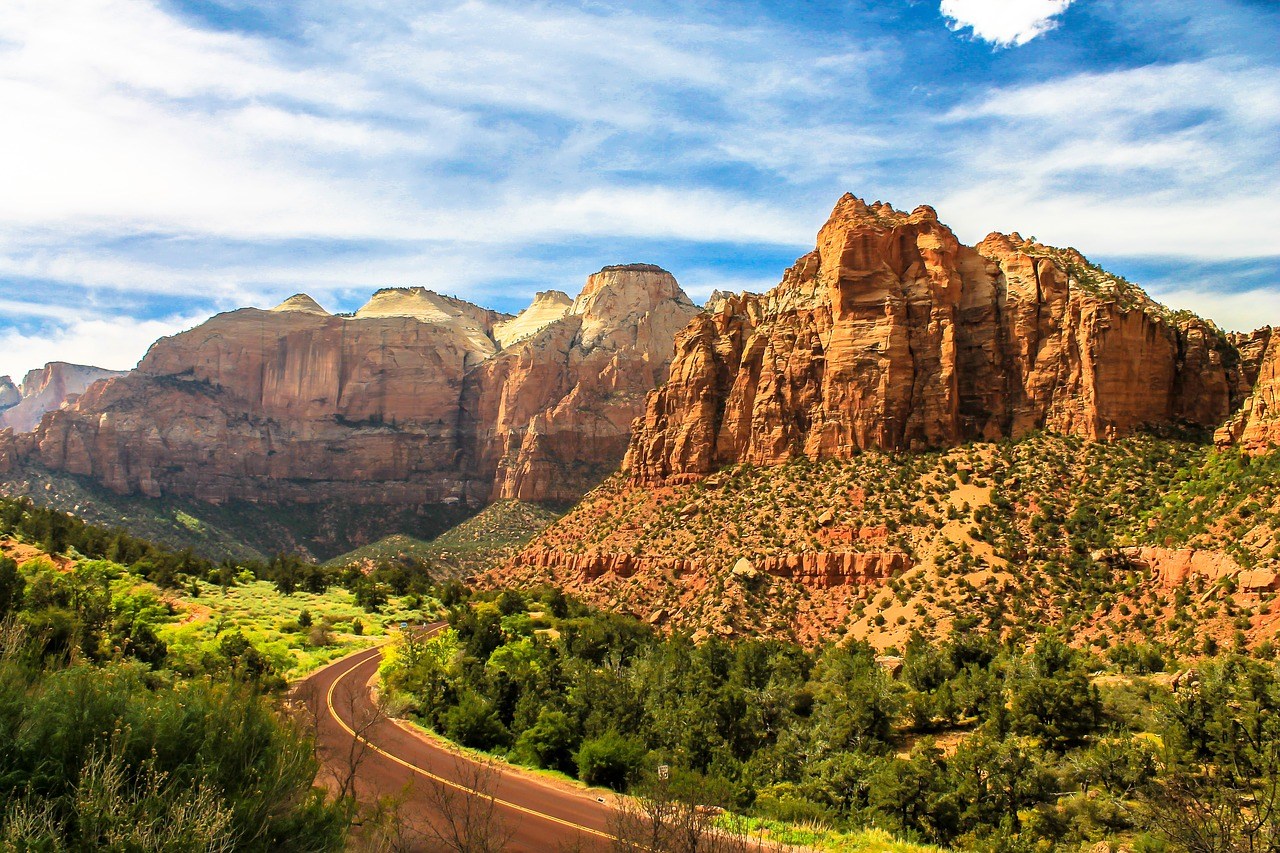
<box><xmin>1</xmin><ymin>0</ymin><xmax>1278</xmax><ymax>380</ymax></box>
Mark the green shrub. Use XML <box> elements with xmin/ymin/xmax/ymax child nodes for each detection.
<box><xmin>576</xmin><ymin>731</ymin><xmax>645</xmax><ymax>791</ymax></box>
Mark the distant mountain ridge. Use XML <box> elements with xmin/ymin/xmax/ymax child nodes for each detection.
<box><xmin>0</xmin><ymin>362</ymin><xmax>125</xmax><ymax>433</ymax></box>
<box><xmin>1</xmin><ymin>266</ymin><xmax>698</xmax><ymax>507</ymax></box>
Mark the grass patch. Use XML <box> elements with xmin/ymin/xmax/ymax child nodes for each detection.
<box><xmin>161</xmin><ymin>580</ymin><xmax>441</xmax><ymax>680</ymax></box>
<box><xmin>729</xmin><ymin>817</ymin><xmax>944</xmax><ymax>852</ymax></box>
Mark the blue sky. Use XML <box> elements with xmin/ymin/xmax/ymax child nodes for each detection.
<box><xmin>1</xmin><ymin>0</ymin><xmax>1278</xmax><ymax>379</ymax></box>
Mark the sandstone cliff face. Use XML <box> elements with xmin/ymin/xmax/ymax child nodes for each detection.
<box><xmin>0</xmin><ymin>363</ymin><xmax>125</xmax><ymax>433</ymax></box>
<box><xmin>626</xmin><ymin>196</ymin><xmax>1245</xmax><ymax>482</ymax></box>
<box><xmin>462</xmin><ymin>265</ymin><xmax>699</xmax><ymax>502</ymax></box>
<box><xmin>1217</xmin><ymin>327</ymin><xmax>1279</xmax><ymax>454</ymax></box>
<box><xmin>20</xmin><ymin>271</ymin><xmax>696</xmax><ymax>505</ymax></box>
<box><xmin>26</xmin><ymin>307</ymin><xmax>483</xmax><ymax>502</ymax></box>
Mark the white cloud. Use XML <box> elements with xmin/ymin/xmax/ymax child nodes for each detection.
<box><xmin>0</xmin><ymin>312</ymin><xmax>208</xmax><ymax>381</ymax></box>
<box><xmin>930</xmin><ymin>60</ymin><xmax>1280</xmax><ymax>259</ymax></box>
<box><xmin>940</xmin><ymin>0</ymin><xmax>1073</xmax><ymax>47</ymax></box>
<box><xmin>0</xmin><ymin>0</ymin><xmax>1274</xmax><ymax>349</ymax></box>
<box><xmin>1144</xmin><ymin>287</ymin><xmax>1280</xmax><ymax>334</ymax></box>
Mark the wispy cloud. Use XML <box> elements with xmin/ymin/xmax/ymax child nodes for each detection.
<box><xmin>0</xmin><ymin>312</ymin><xmax>209</xmax><ymax>381</ymax></box>
<box><xmin>931</xmin><ymin>59</ymin><xmax>1280</xmax><ymax>258</ymax></box>
<box><xmin>0</xmin><ymin>0</ymin><xmax>1277</xmax><ymax>376</ymax></box>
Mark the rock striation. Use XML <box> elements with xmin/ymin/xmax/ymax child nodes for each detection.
<box><xmin>1216</xmin><ymin>327</ymin><xmax>1279</xmax><ymax>455</ymax></box>
<box><xmin>510</xmin><ymin>545</ymin><xmax>908</xmax><ymax>587</ymax></box>
<box><xmin>626</xmin><ymin>195</ymin><xmax>1248</xmax><ymax>482</ymax></box>
<box><xmin>0</xmin><ymin>363</ymin><xmax>125</xmax><ymax>434</ymax></box>
<box><xmin>15</xmin><ymin>272</ymin><xmax>697</xmax><ymax>505</ymax></box>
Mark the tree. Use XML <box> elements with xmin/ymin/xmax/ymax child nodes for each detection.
<box><xmin>1009</xmin><ymin>634</ymin><xmax>1101</xmax><ymax>751</ymax></box>
<box><xmin>809</xmin><ymin>642</ymin><xmax>902</xmax><ymax>754</ymax></box>
<box><xmin>0</xmin><ymin>556</ymin><xmax>22</xmax><ymax>618</ymax></box>
<box><xmin>577</xmin><ymin>732</ymin><xmax>646</xmax><ymax>791</ymax></box>
<box><xmin>869</xmin><ymin>740</ymin><xmax>959</xmax><ymax>844</ymax></box>
<box><xmin>443</xmin><ymin>692</ymin><xmax>509</xmax><ymax>751</ymax></box>
<box><xmin>1144</xmin><ymin>656</ymin><xmax>1280</xmax><ymax>852</ymax></box>
<box><xmin>496</xmin><ymin>590</ymin><xmax>525</xmax><ymax>616</ymax></box>
<box><xmin>608</xmin><ymin>770</ymin><xmax>763</xmax><ymax>853</ymax></box>
<box><xmin>418</xmin><ymin>757</ymin><xmax>514</xmax><ymax>853</ymax></box>
<box><xmin>515</xmin><ymin>709</ymin><xmax>578</xmax><ymax>774</ymax></box>
<box><xmin>948</xmin><ymin>733</ymin><xmax>1055</xmax><ymax>837</ymax></box>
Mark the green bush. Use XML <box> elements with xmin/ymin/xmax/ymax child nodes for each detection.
<box><xmin>443</xmin><ymin>692</ymin><xmax>508</xmax><ymax>751</ymax></box>
<box><xmin>514</xmin><ymin>708</ymin><xmax>578</xmax><ymax>774</ymax></box>
<box><xmin>576</xmin><ymin>731</ymin><xmax>646</xmax><ymax>791</ymax></box>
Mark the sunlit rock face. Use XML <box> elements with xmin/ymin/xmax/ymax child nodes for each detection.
<box><xmin>626</xmin><ymin>194</ymin><xmax>1246</xmax><ymax>483</ymax></box>
<box><xmin>1217</xmin><ymin>327</ymin><xmax>1280</xmax><ymax>455</ymax></box>
<box><xmin>19</xmin><ymin>271</ymin><xmax>698</xmax><ymax>505</ymax></box>
<box><xmin>463</xmin><ymin>265</ymin><xmax>699</xmax><ymax>502</ymax></box>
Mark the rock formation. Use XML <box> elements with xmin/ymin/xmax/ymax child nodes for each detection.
<box><xmin>15</xmin><ymin>269</ymin><xmax>697</xmax><ymax>505</ymax></box>
<box><xmin>0</xmin><ymin>363</ymin><xmax>125</xmax><ymax>433</ymax></box>
<box><xmin>8</xmin><ymin>194</ymin><xmax>1271</xmax><ymax>519</ymax></box>
<box><xmin>463</xmin><ymin>265</ymin><xmax>699</xmax><ymax>502</ymax></box>
<box><xmin>626</xmin><ymin>195</ymin><xmax>1247</xmax><ymax>482</ymax></box>
<box><xmin>494</xmin><ymin>291</ymin><xmax>573</xmax><ymax>347</ymax></box>
<box><xmin>270</xmin><ymin>293</ymin><xmax>331</xmax><ymax>315</ymax></box>
<box><xmin>1216</xmin><ymin>327</ymin><xmax>1279</xmax><ymax>454</ymax></box>
<box><xmin>0</xmin><ymin>377</ymin><xmax>19</xmax><ymax>411</ymax></box>
<box><xmin>509</xmin><ymin>546</ymin><xmax>907</xmax><ymax>588</ymax></box>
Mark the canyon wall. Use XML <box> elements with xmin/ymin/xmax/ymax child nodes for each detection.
<box><xmin>14</xmin><ymin>267</ymin><xmax>696</xmax><ymax>504</ymax></box>
<box><xmin>626</xmin><ymin>195</ymin><xmax>1249</xmax><ymax>482</ymax></box>
<box><xmin>463</xmin><ymin>265</ymin><xmax>698</xmax><ymax>502</ymax></box>
<box><xmin>1216</xmin><ymin>327</ymin><xmax>1279</xmax><ymax>455</ymax></box>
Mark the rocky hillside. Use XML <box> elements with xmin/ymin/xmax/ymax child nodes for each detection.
<box><xmin>323</xmin><ymin>499</ymin><xmax>562</xmax><ymax>578</ymax></box>
<box><xmin>497</xmin><ymin>433</ymin><xmax>1280</xmax><ymax>653</ymax></box>
<box><xmin>495</xmin><ymin>194</ymin><xmax>1279</xmax><ymax>649</ymax></box>
<box><xmin>0</xmin><ymin>362</ymin><xmax>125</xmax><ymax>433</ymax></box>
<box><xmin>626</xmin><ymin>195</ymin><xmax>1247</xmax><ymax>482</ymax></box>
<box><xmin>2</xmin><ymin>265</ymin><xmax>697</xmax><ymax>507</ymax></box>
<box><xmin>0</xmin><ymin>456</ymin><xmax>475</xmax><ymax>562</ymax></box>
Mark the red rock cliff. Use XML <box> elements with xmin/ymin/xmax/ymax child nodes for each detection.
<box><xmin>626</xmin><ymin>195</ymin><xmax>1246</xmax><ymax>481</ymax></box>
<box><xmin>1216</xmin><ymin>327</ymin><xmax>1279</xmax><ymax>454</ymax></box>
<box><xmin>462</xmin><ymin>265</ymin><xmax>699</xmax><ymax>502</ymax></box>
<box><xmin>19</xmin><ymin>271</ymin><xmax>697</xmax><ymax>505</ymax></box>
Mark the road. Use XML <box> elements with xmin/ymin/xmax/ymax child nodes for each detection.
<box><xmin>302</xmin><ymin>625</ymin><xmax>617</xmax><ymax>852</ymax></box>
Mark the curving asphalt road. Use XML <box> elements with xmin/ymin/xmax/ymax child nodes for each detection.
<box><xmin>302</xmin><ymin>625</ymin><xmax>617</xmax><ymax>852</ymax></box>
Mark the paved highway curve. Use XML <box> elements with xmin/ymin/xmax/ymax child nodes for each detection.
<box><xmin>303</xmin><ymin>624</ymin><xmax>617</xmax><ymax>851</ymax></box>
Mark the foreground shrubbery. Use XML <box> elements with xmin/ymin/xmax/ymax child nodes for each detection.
<box><xmin>0</xmin><ymin>540</ymin><xmax>354</xmax><ymax>849</ymax></box>
<box><xmin>0</xmin><ymin>648</ymin><xmax>345</xmax><ymax>850</ymax></box>
<box><xmin>382</xmin><ymin>589</ymin><xmax>1280</xmax><ymax>852</ymax></box>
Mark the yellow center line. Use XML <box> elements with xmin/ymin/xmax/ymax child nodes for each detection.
<box><xmin>324</xmin><ymin>634</ymin><xmax>619</xmax><ymax>843</ymax></box>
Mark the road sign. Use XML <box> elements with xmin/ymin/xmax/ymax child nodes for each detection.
<box><xmin>657</xmin><ymin>764</ymin><xmax>669</xmax><ymax>780</ymax></box>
